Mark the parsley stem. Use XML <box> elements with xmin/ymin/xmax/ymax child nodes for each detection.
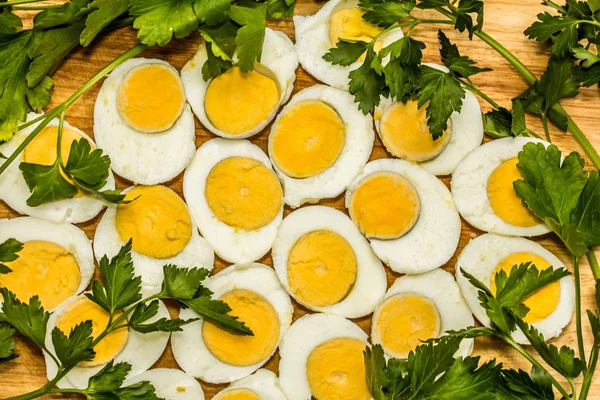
<box><xmin>0</xmin><ymin>0</ymin><xmax>47</xmax><ymax>7</ymax></box>
<box><xmin>587</xmin><ymin>251</ymin><xmax>600</xmax><ymax>281</ymax></box>
<box><xmin>574</xmin><ymin>257</ymin><xmax>587</xmax><ymax>367</ymax></box>
<box><xmin>11</xmin><ymin>4</ymin><xmax>61</xmax><ymax>10</ymax></box>
<box><xmin>56</xmin><ymin>111</ymin><xmax>65</xmax><ymax>165</ymax></box>
<box><xmin>460</xmin><ymin>78</ymin><xmax>500</xmax><ymax>109</ymax></box>
<box><xmin>580</xmin><ymin>344</ymin><xmax>599</xmax><ymax>399</ymax></box>
<box><xmin>540</xmin><ymin>113</ymin><xmax>552</xmax><ymax>142</ymax></box>
<box><xmin>0</xmin><ymin>43</ymin><xmax>148</xmax><ymax>178</ymax></box>
<box><xmin>2</xmin><ymin>371</ymin><xmax>64</xmax><ymax>400</ymax></box>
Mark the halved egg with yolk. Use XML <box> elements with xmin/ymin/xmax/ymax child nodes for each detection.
<box><xmin>214</xmin><ymin>369</ymin><xmax>287</xmax><ymax>400</ymax></box>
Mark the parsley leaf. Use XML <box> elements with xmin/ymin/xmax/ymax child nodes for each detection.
<box><xmin>128</xmin><ymin>299</ymin><xmax>198</xmax><ymax>333</ymax></box>
<box><xmin>194</xmin><ymin>0</ymin><xmax>233</xmax><ymax>25</ymax></box>
<box><xmin>349</xmin><ymin>46</ymin><xmax>386</xmax><ymax>114</ymax></box>
<box><xmin>407</xmin><ymin>337</ymin><xmax>462</xmax><ymax>395</ymax></box>
<box><xmin>0</xmin><ymin>238</ymin><xmax>22</xmax><ymax>274</ymax></box>
<box><xmin>417</xmin><ymin>65</ymin><xmax>465</xmax><ymax>139</ymax></box>
<box><xmin>364</xmin><ymin>344</ymin><xmax>394</xmax><ymax>400</ymax></box>
<box><xmin>361</xmin><ymin>0</ymin><xmax>415</xmax><ymax>28</ymax></box>
<box><xmin>525</xmin><ymin>12</ymin><xmax>580</xmax><ymax>57</ymax></box>
<box><xmin>183</xmin><ymin>295</ymin><xmax>252</xmax><ymax>335</ymax></box>
<box><xmin>0</xmin><ymin>323</ymin><xmax>16</xmax><ymax>363</ymax></box>
<box><xmin>130</xmin><ymin>0</ymin><xmax>200</xmax><ymax>46</ymax></box>
<box><xmin>502</xmin><ymin>366</ymin><xmax>554</xmax><ymax>400</ymax></box>
<box><xmin>573</xmin><ymin>62</ymin><xmax>600</xmax><ymax>87</ymax></box>
<box><xmin>86</xmin><ymin>241</ymin><xmax>142</xmax><ymax>314</ymax></box>
<box><xmin>0</xmin><ymin>288</ymin><xmax>49</xmax><ymax>350</ymax></box>
<box><xmin>32</xmin><ymin>0</ymin><xmax>91</xmax><ymax>30</ymax></box>
<box><xmin>483</xmin><ymin>108</ymin><xmax>513</xmax><ymax>138</ymax></box>
<box><xmin>64</xmin><ymin>138</ymin><xmax>110</xmax><ymax>191</ymax></box>
<box><xmin>573</xmin><ymin>171</ymin><xmax>600</xmax><ymax>247</ymax></box>
<box><xmin>438</xmin><ymin>30</ymin><xmax>491</xmax><ymax>78</ymax></box>
<box><xmin>85</xmin><ymin>362</ymin><xmax>160</xmax><ymax>400</ymax></box>
<box><xmin>323</xmin><ymin>40</ymin><xmax>369</xmax><ymax>67</ymax></box>
<box><xmin>19</xmin><ymin>160</ymin><xmax>78</xmax><ymax>207</ymax></box>
<box><xmin>80</xmin><ymin>0</ymin><xmax>129</xmax><ymax>47</ymax></box>
<box><xmin>50</xmin><ymin>320</ymin><xmax>95</xmax><ymax>367</ymax></box>
<box><xmin>202</xmin><ymin>42</ymin><xmax>233</xmax><ymax>80</ymax></box>
<box><xmin>382</xmin><ymin>36</ymin><xmax>424</xmax><ymax>102</ymax></box>
<box><xmin>537</xmin><ymin>57</ymin><xmax>579</xmax><ymax>114</ymax></box>
<box><xmin>572</xmin><ymin>48</ymin><xmax>600</xmax><ymax>68</ymax></box>
<box><xmin>200</xmin><ymin>20</ymin><xmax>238</xmax><ymax>60</ymax></box>
<box><xmin>158</xmin><ymin>265</ymin><xmax>210</xmax><ymax>299</ymax></box>
<box><xmin>454</xmin><ymin>0</ymin><xmax>483</xmax><ymax>39</ymax></box>
<box><xmin>229</xmin><ymin>3</ymin><xmax>267</xmax><ymax>72</ymax></box>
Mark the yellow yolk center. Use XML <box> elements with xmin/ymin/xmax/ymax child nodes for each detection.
<box><xmin>116</xmin><ymin>185</ymin><xmax>192</xmax><ymax>259</ymax></box>
<box><xmin>202</xmin><ymin>289</ymin><xmax>280</xmax><ymax>366</ymax></box>
<box><xmin>205</xmin><ymin>157</ymin><xmax>283</xmax><ymax>231</ymax></box>
<box><xmin>271</xmin><ymin>100</ymin><xmax>346</xmax><ymax>178</ymax></box>
<box><xmin>349</xmin><ymin>171</ymin><xmax>421</xmax><ymax>239</ymax></box>
<box><xmin>329</xmin><ymin>8</ymin><xmax>383</xmax><ymax>60</ymax></box>
<box><xmin>23</xmin><ymin>125</ymin><xmax>90</xmax><ymax>198</ymax></box>
<box><xmin>374</xmin><ymin>293</ymin><xmax>441</xmax><ymax>358</ymax></box>
<box><xmin>380</xmin><ymin>100</ymin><xmax>452</xmax><ymax>162</ymax></box>
<box><xmin>307</xmin><ymin>337</ymin><xmax>371</xmax><ymax>400</ymax></box>
<box><xmin>0</xmin><ymin>240</ymin><xmax>80</xmax><ymax>310</ymax></box>
<box><xmin>214</xmin><ymin>389</ymin><xmax>261</xmax><ymax>400</ymax></box>
<box><xmin>205</xmin><ymin>66</ymin><xmax>280</xmax><ymax>135</ymax></box>
<box><xmin>56</xmin><ymin>297</ymin><xmax>128</xmax><ymax>366</ymax></box>
<box><xmin>287</xmin><ymin>230</ymin><xmax>357</xmax><ymax>307</ymax></box>
<box><xmin>491</xmin><ymin>252</ymin><xmax>560</xmax><ymax>324</ymax></box>
<box><xmin>117</xmin><ymin>63</ymin><xmax>185</xmax><ymax>133</ymax></box>
<box><xmin>487</xmin><ymin>158</ymin><xmax>540</xmax><ymax>227</ymax></box>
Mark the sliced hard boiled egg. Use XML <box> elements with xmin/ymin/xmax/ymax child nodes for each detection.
<box><xmin>171</xmin><ymin>264</ymin><xmax>293</xmax><ymax>383</ymax></box>
<box><xmin>0</xmin><ymin>216</ymin><xmax>94</xmax><ymax>311</ymax></box>
<box><xmin>181</xmin><ymin>28</ymin><xmax>298</xmax><ymax>139</ymax></box>
<box><xmin>268</xmin><ymin>85</ymin><xmax>374</xmax><ymax>207</ymax></box>
<box><xmin>371</xmin><ymin>268</ymin><xmax>474</xmax><ymax>359</ymax></box>
<box><xmin>124</xmin><ymin>368</ymin><xmax>205</xmax><ymax>400</ymax></box>
<box><xmin>94</xmin><ymin>58</ymin><xmax>196</xmax><ymax>184</ymax></box>
<box><xmin>183</xmin><ymin>138</ymin><xmax>284</xmax><ymax>263</ymax></box>
<box><xmin>345</xmin><ymin>158</ymin><xmax>461</xmax><ymax>274</ymax></box>
<box><xmin>456</xmin><ymin>233</ymin><xmax>574</xmax><ymax>343</ymax></box>
<box><xmin>93</xmin><ymin>185</ymin><xmax>214</xmax><ymax>296</ymax></box>
<box><xmin>213</xmin><ymin>369</ymin><xmax>287</xmax><ymax>400</ymax></box>
<box><xmin>272</xmin><ymin>205</ymin><xmax>386</xmax><ymax>318</ymax></box>
<box><xmin>0</xmin><ymin>113</ymin><xmax>116</xmax><ymax>224</ymax></box>
<box><xmin>451</xmin><ymin>137</ymin><xmax>551</xmax><ymax>236</ymax></box>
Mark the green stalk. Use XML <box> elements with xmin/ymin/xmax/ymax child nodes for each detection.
<box><xmin>580</xmin><ymin>345</ymin><xmax>599</xmax><ymax>399</ymax></box>
<box><xmin>11</xmin><ymin>4</ymin><xmax>61</xmax><ymax>10</ymax></box>
<box><xmin>0</xmin><ymin>43</ymin><xmax>148</xmax><ymax>177</ymax></box>
<box><xmin>3</xmin><ymin>372</ymin><xmax>64</xmax><ymax>400</ymax></box>
<box><xmin>0</xmin><ymin>0</ymin><xmax>47</xmax><ymax>7</ymax></box>
<box><xmin>461</xmin><ymin>78</ymin><xmax>501</xmax><ymax>109</ymax></box>
<box><xmin>587</xmin><ymin>250</ymin><xmax>600</xmax><ymax>281</ymax></box>
<box><xmin>574</xmin><ymin>257</ymin><xmax>587</xmax><ymax>367</ymax></box>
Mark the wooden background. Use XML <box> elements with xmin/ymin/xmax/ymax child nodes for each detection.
<box><xmin>1</xmin><ymin>0</ymin><xmax>600</xmax><ymax>398</ymax></box>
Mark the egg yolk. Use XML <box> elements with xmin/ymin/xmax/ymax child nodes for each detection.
<box><xmin>56</xmin><ymin>297</ymin><xmax>129</xmax><ymax>367</ymax></box>
<box><xmin>307</xmin><ymin>337</ymin><xmax>371</xmax><ymax>400</ymax></box>
<box><xmin>214</xmin><ymin>389</ymin><xmax>261</xmax><ymax>400</ymax></box>
<box><xmin>116</xmin><ymin>185</ymin><xmax>192</xmax><ymax>259</ymax></box>
<box><xmin>0</xmin><ymin>240</ymin><xmax>80</xmax><ymax>310</ymax></box>
<box><xmin>202</xmin><ymin>289</ymin><xmax>280</xmax><ymax>366</ymax></box>
<box><xmin>487</xmin><ymin>158</ymin><xmax>540</xmax><ymax>227</ymax></box>
<box><xmin>374</xmin><ymin>293</ymin><xmax>441</xmax><ymax>358</ymax></box>
<box><xmin>380</xmin><ymin>100</ymin><xmax>452</xmax><ymax>162</ymax></box>
<box><xmin>287</xmin><ymin>230</ymin><xmax>357</xmax><ymax>307</ymax></box>
<box><xmin>117</xmin><ymin>63</ymin><xmax>185</xmax><ymax>133</ymax></box>
<box><xmin>22</xmin><ymin>125</ymin><xmax>90</xmax><ymax>198</ymax></box>
<box><xmin>490</xmin><ymin>252</ymin><xmax>560</xmax><ymax>324</ymax></box>
<box><xmin>205</xmin><ymin>157</ymin><xmax>283</xmax><ymax>231</ymax></box>
<box><xmin>270</xmin><ymin>100</ymin><xmax>346</xmax><ymax>178</ymax></box>
<box><xmin>349</xmin><ymin>171</ymin><xmax>421</xmax><ymax>239</ymax></box>
<box><xmin>205</xmin><ymin>66</ymin><xmax>280</xmax><ymax>135</ymax></box>
<box><xmin>329</xmin><ymin>8</ymin><xmax>382</xmax><ymax>60</ymax></box>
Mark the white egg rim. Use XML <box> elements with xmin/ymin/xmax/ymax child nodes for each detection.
<box><xmin>93</xmin><ymin>185</ymin><xmax>214</xmax><ymax>296</ymax></box>
<box><xmin>44</xmin><ymin>294</ymin><xmax>171</xmax><ymax>389</ymax></box>
<box><xmin>271</xmin><ymin>205</ymin><xmax>387</xmax><ymax>318</ymax></box>
<box><xmin>124</xmin><ymin>368</ymin><xmax>205</xmax><ymax>400</ymax></box>
<box><xmin>345</xmin><ymin>158</ymin><xmax>461</xmax><ymax>274</ymax></box>
<box><xmin>371</xmin><ymin>268</ymin><xmax>474</xmax><ymax>359</ymax></box>
<box><xmin>181</xmin><ymin>28</ymin><xmax>298</xmax><ymax>139</ymax></box>
<box><xmin>215</xmin><ymin>369</ymin><xmax>287</xmax><ymax>400</ymax></box>
<box><xmin>0</xmin><ymin>216</ymin><xmax>95</xmax><ymax>312</ymax></box>
<box><xmin>278</xmin><ymin>313</ymin><xmax>369</xmax><ymax>400</ymax></box>
<box><xmin>182</xmin><ymin>138</ymin><xmax>284</xmax><ymax>264</ymax></box>
<box><xmin>293</xmin><ymin>0</ymin><xmax>405</xmax><ymax>90</ymax></box>
<box><xmin>374</xmin><ymin>63</ymin><xmax>483</xmax><ymax>176</ymax></box>
<box><xmin>267</xmin><ymin>85</ymin><xmax>375</xmax><ymax>208</ymax></box>
<box><xmin>94</xmin><ymin>58</ymin><xmax>196</xmax><ymax>185</ymax></box>
<box><xmin>455</xmin><ymin>233</ymin><xmax>575</xmax><ymax>344</ymax></box>
<box><xmin>171</xmin><ymin>264</ymin><xmax>293</xmax><ymax>384</ymax></box>
<box><xmin>451</xmin><ymin>136</ymin><xmax>551</xmax><ymax>236</ymax></box>
<box><xmin>0</xmin><ymin>113</ymin><xmax>115</xmax><ymax>224</ymax></box>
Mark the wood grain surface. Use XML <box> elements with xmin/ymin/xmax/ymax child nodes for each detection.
<box><xmin>2</xmin><ymin>0</ymin><xmax>600</xmax><ymax>398</ymax></box>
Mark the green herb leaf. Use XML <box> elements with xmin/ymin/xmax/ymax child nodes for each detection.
<box><xmin>537</xmin><ymin>57</ymin><xmax>579</xmax><ymax>113</ymax></box>
<box><xmin>0</xmin><ymin>238</ymin><xmax>22</xmax><ymax>274</ymax></box>
<box><xmin>229</xmin><ymin>3</ymin><xmax>267</xmax><ymax>72</ymax></box>
<box><xmin>483</xmin><ymin>108</ymin><xmax>513</xmax><ymax>138</ymax></box>
<box><xmin>438</xmin><ymin>30</ymin><xmax>491</xmax><ymax>78</ymax></box>
<box><xmin>573</xmin><ymin>62</ymin><xmax>600</xmax><ymax>87</ymax></box>
<box><xmin>266</xmin><ymin>0</ymin><xmax>295</xmax><ymax>19</ymax></box>
<box><xmin>19</xmin><ymin>160</ymin><xmax>78</xmax><ymax>207</ymax></box>
<box><xmin>200</xmin><ymin>20</ymin><xmax>238</xmax><ymax>60</ymax></box>
<box><xmin>0</xmin><ymin>288</ymin><xmax>49</xmax><ymax>350</ymax></box>
<box><xmin>87</xmin><ymin>361</ymin><xmax>131</xmax><ymax>392</ymax></box>
<box><xmin>182</xmin><ymin>295</ymin><xmax>252</xmax><ymax>335</ymax></box>
<box><xmin>130</xmin><ymin>0</ymin><xmax>200</xmax><ymax>46</ymax></box>
<box><xmin>128</xmin><ymin>299</ymin><xmax>198</xmax><ymax>333</ymax></box>
<box><xmin>323</xmin><ymin>40</ymin><xmax>369</xmax><ymax>67</ymax></box>
<box><xmin>361</xmin><ymin>0</ymin><xmax>414</xmax><ymax>28</ymax></box>
<box><xmin>364</xmin><ymin>344</ymin><xmax>392</xmax><ymax>400</ymax></box>
<box><xmin>348</xmin><ymin>46</ymin><xmax>387</xmax><ymax>114</ymax></box>
<box><xmin>0</xmin><ymin>323</ymin><xmax>16</xmax><ymax>363</ymax></box>
<box><xmin>0</xmin><ymin>9</ymin><xmax>22</xmax><ymax>34</ymax></box>
<box><xmin>159</xmin><ymin>265</ymin><xmax>210</xmax><ymax>300</ymax></box>
<box><xmin>32</xmin><ymin>0</ymin><xmax>91</xmax><ymax>30</ymax></box>
<box><xmin>382</xmin><ymin>36</ymin><xmax>424</xmax><ymax>101</ymax></box>
<box><xmin>51</xmin><ymin>320</ymin><xmax>95</xmax><ymax>367</ymax></box>
<box><xmin>573</xmin><ymin>171</ymin><xmax>600</xmax><ymax>247</ymax></box>
<box><xmin>80</xmin><ymin>0</ymin><xmax>129</xmax><ymax>47</ymax></box>
<box><xmin>454</xmin><ymin>0</ymin><xmax>483</xmax><ymax>39</ymax></box>
<box><xmin>407</xmin><ymin>337</ymin><xmax>462</xmax><ymax>395</ymax></box>
<box><xmin>572</xmin><ymin>48</ymin><xmax>600</xmax><ymax>68</ymax></box>
<box><xmin>194</xmin><ymin>0</ymin><xmax>233</xmax><ymax>25</ymax></box>
<box><xmin>86</xmin><ymin>241</ymin><xmax>142</xmax><ymax>313</ymax></box>
<box><xmin>114</xmin><ymin>381</ymin><xmax>161</xmax><ymax>400</ymax></box>
<box><xmin>502</xmin><ymin>366</ymin><xmax>554</xmax><ymax>400</ymax></box>
<box><xmin>64</xmin><ymin>138</ymin><xmax>110</xmax><ymax>191</ymax></box>
<box><xmin>524</xmin><ymin>12</ymin><xmax>579</xmax><ymax>57</ymax></box>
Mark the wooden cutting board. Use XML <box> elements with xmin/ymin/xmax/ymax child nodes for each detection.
<box><xmin>1</xmin><ymin>0</ymin><xmax>600</xmax><ymax>398</ymax></box>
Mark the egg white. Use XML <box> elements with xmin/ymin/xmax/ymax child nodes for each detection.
<box><xmin>93</xmin><ymin>186</ymin><xmax>214</xmax><ymax>297</ymax></box>
<box><xmin>268</xmin><ymin>85</ymin><xmax>374</xmax><ymax>207</ymax></box>
<box><xmin>45</xmin><ymin>295</ymin><xmax>172</xmax><ymax>389</ymax></box>
<box><xmin>372</xmin><ymin>268</ymin><xmax>474</xmax><ymax>359</ymax></box>
<box><xmin>124</xmin><ymin>368</ymin><xmax>205</xmax><ymax>400</ymax></box>
<box><xmin>374</xmin><ymin>63</ymin><xmax>483</xmax><ymax>176</ymax></box>
<box><xmin>214</xmin><ymin>369</ymin><xmax>287</xmax><ymax>400</ymax></box>
<box><xmin>0</xmin><ymin>113</ymin><xmax>115</xmax><ymax>224</ymax></box>
<box><xmin>278</xmin><ymin>313</ymin><xmax>369</xmax><ymax>400</ymax></box>
<box><xmin>272</xmin><ymin>205</ymin><xmax>386</xmax><ymax>318</ymax></box>
<box><xmin>183</xmin><ymin>138</ymin><xmax>284</xmax><ymax>264</ymax></box>
<box><xmin>451</xmin><ymin>136</ymin><xmax>551</xmax><ymax>236</ymax></box>
<box><xmin>345</xmin><ymin>158</ymin><xmax>461</xmax><ymax>274</ymax></box>
<box><xmin>181</xmin><ymin>28</ymin><xmax>298</xmax><ymax>139</ymax></box>
<box><xmin>456</xmin><ymin>233</ymin><xmax>575</xmax><ymax>344</ymax></box>
<box><xmin>94</xmin><ymin>58</ymin><xmax>196</xmax><ymax>185</ymax></box>
<box><xmin>294</xmin><ymin>0</ymin><xmax>404</xmax><ymax>90</ymax></box>
<box><xmin>171</xmin><ymin>263</ymin><xmax>293</xmax><ymax>384</ymax></box>
<box><xmin>0</xmin><ymin>216</ymin><xmax>94</xmax><ymax>311</ymax></box>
